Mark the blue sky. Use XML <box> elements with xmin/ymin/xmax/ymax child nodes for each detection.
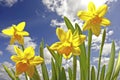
<box><xmin>0</xmin><ymin>0</ymin><xmax>120</xmax><ymax>79</ymax></box>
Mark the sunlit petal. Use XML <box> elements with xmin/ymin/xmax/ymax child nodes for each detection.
<box><xmin>2</xmin><ymin>27</ymin><xmax>14</xmax><ymax>36</ymax></box>
<box><xmin>14</xmin><ymin>46</ymin><xmax>23</xmax><ymax>57</ymax></box>
<box><xmin>11</xmin><ymin>55</ymin><xmax>21</xmax><ymax>62</ymax></box>
<box><xmin>56</xmin><ymin>28</ymin><xmax>66</xmax><ymax>42</ymax></box>
<box><xmin>97</xmin><ymin>5</ymin><xmax>108</xmax><ymax>17</ymax></box>
<box><xmin>72</xmin><ymin>47</ymin><xmax>81</xmax><ymax>55</ymax></box>
<box><xmin>77</xmin><ymin>11</ymin><xmax>91</xmax><ymax>21</ymax></box>
<box><xmin>24</xmin><ymin>47</ymin><xmax>35</xmax><ymax>59</ymax></box>
<box><xmin>88</xmin><ymin>2</ymin><xmax>96</xmax><ymax>12</ymax></box>
<box><xmin>16</xmin><ymin>22</ymin><xmax>26</xmax><ymax>31</ymax></box>
<box><xmin>91</xmin><ymin>25</ymin><xmax>101</xmax><ymax>36</ymax></box>
<box><xmin>63</xmin><ymin>53</ymin><xmax>72</xmax><ymax>59</ymax></box>
<box><xmin>50</xmin><ymin>42</ymin><xmax>62</xmax><ymax>50</ymax></box>
<box><xmin>30</xmin><ymin>56</ymin><xmax>44</xmax><ymax>65</ymax></box>
<box><xmin>101</xmin><ymin>18</ymin><xmax>111</xmax><ymax>26</ymax></box>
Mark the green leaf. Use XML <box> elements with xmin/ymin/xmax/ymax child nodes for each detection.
<box><xmin>60</xmin><ymin>67</ymin><xmax>67</xmax><ymax>80</ymax></box>
<box><xmin>91</xmin><ymin>66</ymin><xmax>96</xmax><ymax>80</ymax></box>
<box><xmin>68</xmin><ymin>67</ymin><xmax>72</xmax><ymax>80</ymax></box>
<box><xmin>11</xmin><ymin>69</ymin><xmax>20</xmax><ymax>80</ymax></box>
<box><xmin>3</xmin><ymin>65</ymin><xmax>15</xmax><ymax>80</ymax></box>
<box><xmin>97</xmin><ymin>29</ymin><xmax>106</xmax><ymax>80</ymax></box>
<box><xmin>40</xmin><ymin>40</ymin><xmax>49</xmax><ymax>80</ymax></box>
<box><xmin>105</xmin><ymin>41</ymin><xmax>115</xmax><ymax>80</ymax></box>
<box><xmin>76</xmin><ymin>23</ymin><xmax>88</xmax><ymax>80</ymax></box>
<box><xmin>64</xmin><ymin>16</ymin><xmax>74</xmax><ymax>32</ymax></box>
<box><xmin>111</xmin><ymin>51</ymin><xmax>120</xmax><ymax>80</ymax></box>
<box><xmin>51</xmin><ymin>58</ymin><xmax>57</xmax><ymax>80</ymax></box>
<box><xmin>100</xmin><ymin>65</ymin><xmax>106</xmax><ymax>80</ymax></box>
<box><xmin>47</xmin><ymin>46</ymin><xmax>58</xmax><ymax>63</ymax></box>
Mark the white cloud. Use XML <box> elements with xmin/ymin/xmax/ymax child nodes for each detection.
<box><xmin>6</xmin><ymin>37</ymin><xmax>37</xmax><ymax>54</ymax></box>
<box><xmin>0</xmin><ymin>0</ymin><xmax>18</xmax><ymax>7</ymax></box>
<box><xmin>24</xmin><ymin>37</ymin><xmax>37</xmax><ymax>49</ymax></box>
<box><xmin>43</xmin><ymin>47</ymin><xmax>52</xmax><ymax>64</ymax></box>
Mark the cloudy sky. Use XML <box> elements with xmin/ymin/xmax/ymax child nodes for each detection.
<box><xmin>0</xmin><ymin>0</ymin><xmax>120</xmax><ymax>79</ymax></box>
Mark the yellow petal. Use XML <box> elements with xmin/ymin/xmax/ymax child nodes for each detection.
<box><xmin>77</xmin><ymin>11</ymin><xmax>91</xmax><ymax>21</ymax></box>
<box><xmin>24</xmin><ymin>47</ymin><xmax>35</xmax><ymax>59</ymax></box>
<box><xmin>15</xmin><ymin>22</ymin><xmax>26</xmax><ymax>31</ymax></box>
<box><xmin>17</xmin><ymin>31</ymin><xmax>29</xmax><ymax>36</ymax></box>
<box><xmin>66</xmin><ymin>30</ymin><xmax>72</xmax><ymax>42</ymax></box>
<box><xmin>56</xmin><ymin>28</ymin><xmax>66</xmax><ymax>42</ymax></box>
<box><xmin>2</xmin><ymin>27</ymin><xmax>14</xmax><ymax>36</ymax></box>
<box><xmin>17</xmin><ymin>36</ymin><xmax>24</xmax><ymax>45</ymax></box>
<box><xmin>11</xmin><ymin>55</ymin><xmax>21</xmax><ymax>62</ymax></box>
<box><xmin>14</xmin><ymin>46</ymin><xmax>23</xmax><ymax>57</ymax></box>
<box><xmin>82</xmin><ymin>21</ymin><xmax>91</xmax><ymax>31</ymax></box>
<box><xmin>97</xmin><ymin>5</ymin><xmax>108</xmax><ymax>17</ymax></box>
<box><xmin>91</xmin><ymin>25</ymin><xmax>101</xmax><ymax>36</ymax></box>
<box><xmin>88</xmin><ymin>2</ymin><xmax>96</xmax><ymax>12</ymax></box>
<box><xmin>16</xmin><ymin>62</ymin><xmax>29</xmax><ymax>76</ymax></box>
<box><xmin>26</xmin><ymin>66</ymin><xmax>34</xmax><ymax>78</ymax></box>
<box><xmin>30</xmin><ymin>56</ymin><xmax>44</xmax><ymax>65</ymax></box>
<box><xmin>72</xmin><ymin>47</ymin><xmax>81</xmax><ymax>55</ymax></box>
<box><xmin>10</xmin><ymin>36</ymin><xmax>15</xmax><ymax>45</ymax></box>
<box><xmin>50</xmin><ymin>42</ymin><xmax>62</xmax><ymax>50</ymax></box>
<box><xmin>101</xmin><ymin>18</ymin><xmax>111</xmax><ymax>26</ymax></box>
<box><xmin>63</xmin><ymin>53</ymin><xmax>72</xmax><ymax>59</ymax></box>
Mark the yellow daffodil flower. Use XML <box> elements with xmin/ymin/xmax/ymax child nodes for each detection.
<box><xmin>50</xmin><ymin>28</ymin><xmax>86</xmax><ymax>59</ymax></box>
<box><xmin>11</xmin><ymin>46</ymin><xmax>44</xmax><ymax>77</ymax></box>
<box><xmin>2</xmin><ymin>22</ymin><xmax>29</xmax><ymax>45</ymax></box>
<box><xmin>77</xmin><ymin>2</ymin><xmax>111</xmax><ymax>36</ymax></box>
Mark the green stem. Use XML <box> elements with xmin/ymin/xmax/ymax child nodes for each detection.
<box><xmin>72</xmin><ymin>56</ymin><xmax>77</xmax><ymax>80</ymax></box>
<box><xmin>88</xmin><ymin>30</ymin><xmax>92</xmax><ymax>80</ymax></box>
<box><xmin>25</xmin><ymin>72</ymin><xmax>28</xmax><ymax>80</ymax></box>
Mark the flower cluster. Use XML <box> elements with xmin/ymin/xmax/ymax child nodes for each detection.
<box><xmin>2</xmin><ymin>2</ymin><xmax>118</xmax><ymax>80</ymax></box>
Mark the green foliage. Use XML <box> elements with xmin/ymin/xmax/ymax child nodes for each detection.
<box><xmin>3</xmin><ymin>16</ymin><xmax>120</xmax><ymax>80</ymax></box>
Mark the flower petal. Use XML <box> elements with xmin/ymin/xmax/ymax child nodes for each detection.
<box><xmin>88</xmin><ymin>2</ymin><xmax>96</xmax><ymax>12</ymax></box>
<box><xmin>17</xmin><ymin>36</ymin><xmax>24</xmax><ymax>45</ymax></box>
<box><xmin>66</xmin><ymin>30</ymin><xmax>72</xmax><ymax>42</ymax></box>
<box><xmin>50</xmin><ymin>42</ymin><xmax>62</xmax><ymax>50</ymax></box>
<box><xmin>10</xmin><ymin>36</ymin><xmax>15</xmax><ymax>45</ymax></box>
<box><xmin>11</xmin><ymin>55</ymin><xmax>21</xmax><ymax>62</ymax></box>
<box><xmin>24</xmin><ymin>47</ymin><xmax>35</xmax><ymax>59</ymax></box>
<box><xmin>77</xmin><ymin>11</ymin><xmax>91</xmax><ymax>21</ymax></box>
<box><xmin>30</xmin><ymin>56</ymin><xmax>44</xmax><ymax>65</ymax></box>
<box><xmin>72</xmin><ymin>47</ymin><xmax>81</xmax><ymax>55</ymax></box>
<box><xmin>26</xmin><ymin>66</ymin><xmax>34</xmax><ymax>78</ymax></box>
<box><xmin>82</xmin><ymin>21</ymin><xmax>91</xmax><ymax>31</ymax></box>
<box><xmin>2</xmin><ymin>27</ymin><xmax>14</xmax><ymax>36</ymax></box>
<box><xmin>91</xmin><ymin>25</ymin><xmax>101</xmax><ymax>36</ymax></box>
<box><xmin>56</xmin><ymin>28</ymin><xmax>66</xmax><ymax>42</ymax></box>
<box><xmin>17</xmin><ymin>31</ymin><xmax>29</xmax><ymax>36</ymax></box>
<box><xmin>14</xmin><ymin>46</ymin><xmax>23</xmax><ymax>56</ymax></box>
<box><xmin>63</xmin><ymin>53</ymin><xmax>72</xmax><ymax>59</ymax></box>
<box><xmin>97</xmin><ymin>5</ymin><xmax>108</xmax><ymax>17</ymax></box>
<box><xmin>16</xmin><ymin>62</ymin><xmax>29</xmax><ymax>76</ymax></box>
<box><xmin>16</xmin><ymin>22</ymin><xmax>26</xmax><ymax>31</ymax></box>
<box><xmin>101</xmin><ymin>18</ymin><xmax>111</xmax><ymax>26</ymax></box>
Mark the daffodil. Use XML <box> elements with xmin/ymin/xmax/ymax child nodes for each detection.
<box><xmin>2</xmin><ymin>22</ymin><xmax>29</xmax><ymax>45</ymax></box>
<box><xmin>77</xmin><ymin>2</ymin><xmax>111</xmax><ymax>36</ymax></box>
<box><xmin>11</xmin><ymin>46</ymin><xmax>44</xmax><ymax>77</ymax></box>
<box><xmin>50</xmin><ymin>28</ymin><xmax>86</xmax><ymax>59</ymax></box>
